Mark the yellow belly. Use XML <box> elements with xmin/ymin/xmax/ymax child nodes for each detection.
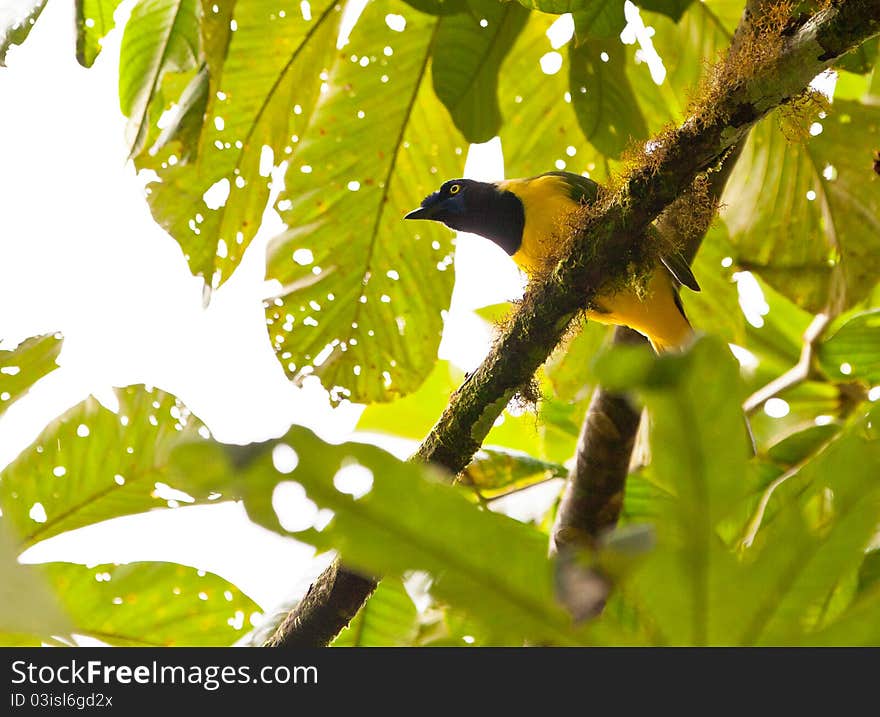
<box><xmin>499</xmin><ymin>176</ymin><xmax>692</xmax><ymax>353</ymax></box>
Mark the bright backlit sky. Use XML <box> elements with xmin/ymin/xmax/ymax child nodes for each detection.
<box><xmin>0</xmin><ymin>0</ymin><xmax>530</xmax><ymax>613</ymax></box>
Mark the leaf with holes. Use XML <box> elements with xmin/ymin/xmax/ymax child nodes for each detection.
<box><xmin>431</xmin><ymin>0</ymin><xmax>530</xmax><ymax>143</ymax></box>
<box><xmin>569</xmin><ymin>37</ymin><xmax>647</xmax><ymax>158</ymax></box>
<box><xmin>0</xmin><ymin>333</ymin><xmax>62</xmax><ymax>418</ymax></box>
<box><xmin>42</xmin><ymin>561</ymin><xmax>258</xmax><ymax>646</ymax></box>
<box><xmin>76</xmin><ymin>0</ymin><xmax>124</xmax><ymax>67</ymax></box>
<box><xmin>640</xmin><ymin>0</ymin><xmax>733</xmax><ymax>122</ymax></box>
<box><xmin>0</xmin><ymin>386</ymin><xmax>209</xmax><ymax>548</ymax></box>
<box><xmin>0</xmin><ymin>0</ymin><xmax>46</xmax><ymax>67</ymax></box>
<box><xmin>722</xmin><ymin>101</ymin><xmax>880</xmax><ymax>312</ymax></box>
<box><xmin>498</xmin><ymin>12</ymin><xmax>610</xmax><ymax>181</ymax></box>
<box><xmin>170</xmin><ymin>425</ymin><xmax>592</xmax><ymax>644</ymax></box>
<box><xmin>332</xmin><ymin>579</ymin><xmax>419</xmax><ymax>646</ymax></box>
<box><xmin>138</xmin><ymin>0</ymin><xmax>342</xmax><ymax>286</ymax></box>
<box><xmin>265</xmin><ymin>0</ymin><xmax>466</xmax><ymax>404</ymax></box>
<box><xmin>118</xmin><ymin>0</ymin><xmax>200</xmax><ymax>158</ymax></box>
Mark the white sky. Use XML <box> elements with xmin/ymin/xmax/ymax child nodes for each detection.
<box><xmin>0</xmin><ymin>0</ymin><xmax>524</xmax><ymax>614</ymax></box>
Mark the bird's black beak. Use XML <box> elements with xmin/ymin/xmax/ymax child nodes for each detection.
<box><xmin>404</xmin><ymin>204</ymin><xmax>437</xmax><ymax>220</ymax></box>
<box><xmin>405</xmin><ymin>190</ymin><xmax>444</xmax><ymax>220</ymax></box>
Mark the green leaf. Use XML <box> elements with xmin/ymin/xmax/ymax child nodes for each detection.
<box><xmin>722</xmin><ymin>101</ymin><xmax>880</xmax><ymax>312</ymax></box>
<box><xmin>0</xmin><ymin>333</ymin><xmax>62</xmax><ymax>418</ymax></box>
<box><xmin>0</xmin><ymin>386</ymin><xmax>208</xmax><ymax>548</ymax></box>
<box><xmin>498</xmin><ymin>13</ymin><xmax>609</xmax><ymax>181</ymax></box>
<box><xmin>171</xmin><ymin>426</ymin><xmax>588</xmax><ymax>644</ymax></box>
<box><xmin>818</xmin><ymin>309</ymin><xmax>880</xmax><ymax>383</ymax></box>
<box><xmin>544</xmin><ymin>320</ymin><xmax>609</xmax><ymax>403</ymax></box>
<box><xmin>636</xmin><ymin>0</ymin><xmax>693</xmax><ymax>22</ymax></box>
<box><xmin>148</xmin><ymin>63</ymin><xmax>209</xmax><ymax>161</ymax></box>
<box><xmin>432</xmin><ymin>0</ymin><xmax>530</xmax><ymax>143</ymax></box>
<box><xmin>641</xmin><ymin>1</ymin><xmax>732</xmax><ymax>122</ymax></box>
<box><xmin>141</xmin><ymin>0</ymin><xmax>342</xmax><ymax>287</ymax></box>
<box><xmin>0</xmin><ymin>521</ymin><xmax>69</xmax><ymax>646</ymax></box>
<box><xmin>265</xmin><ymin>0</ymin><xmax>466</xmax><ymax>403</ymax></box>
<box><xmin>118</xmin><ymin>0</ymin><xmax>200</xmax><ymax>158</ymax></box>
<box><xmin>0</xmin><ymin>0</ymin><xmax>46</xmax><ymax>67</ymax></box>
<box><xmin>45</xmin><ymin>561</ymin><xmax>258</xmax><ymax>646</ymax></box>
<box><xmin>460</xmin><ymin>448</ymin><xmax>566</xmax><ymax>498</ymax></box>
<box><xmin>403</xmin><ymin>0</ymin><xmax>468</xmax><ymax>15</ymax></box>
<box><xmin>595</xmin><ymin>336</ymin><xmax>754</xmax><ymax>644</ymax></box>
<box><xmin>572</xmin><ymin>2</ymin><xmax>626</xmax><ymax>43</ymax></box>
<box><xmin>76</xmin><ymin>0</ymin><xmax>124</xmax><ymax>67</ymax></box>
<box><xmin>678</xmin><ymin>223</ymin><xmax>744</xmax><ymax>345</ymax></box>
<box><xmin>570</xmin><ymin>37</ymin><xmax>647</xmax><ymax>158</ymax></box>
<box><xmin>837</xmin><ymin>37</ymin><xmax>878</xmax><ymax>75</ymax></box>
<box><xmin>332</xmin><ymin>579</ymin><xmax>419</xmax><ymax>646</ymax></box>
<box><xmin>737</xmin><ymin>411</ymin><xmax>880</xmax><ymax>645</ymax></box>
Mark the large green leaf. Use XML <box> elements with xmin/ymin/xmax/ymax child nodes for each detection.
<box><xmin>570</xmin><ymin>37</ymin><xmax>647</xmax><ymax>158</ymax></box>
<box><xmin>432</xmin><ymin>0</ymin><xmax>530</xmax><ymax>143</ymax></box>
<box><xmin>595</xmin><ymin>336</ymin><xmax>753</xmax><ymax>644</ymax></box>
<box><xmin>118</xmin><ymin>0</ymin><xmax>200</xmax><ymax>158</ymax></box>
<box><xmin>573</xmin><ymin>3</ymin><xmax>626</xmax><ymax>43</ymax></box>
<box><xmin>265</xmin><ymin>0</ymin><xmax>466</xmax><ymax>403</ymax></box>
<box><xmin>498</xmin><ymin>13</ymin><xmax>605</xmax><ymax>180</ymax></box>
<box><xmin>43</xmin><ymin>561</ymin><xmax>258</xmax><ymax>646</ymax></box>
<box><xmin>0</xmin><ymin>386</ymin><xmax>207</xmax><ymax>547</ymax></box>
<box><xmin>0</xmin><ymin>0</ymin><xmax>46</xmax><ymax>67</ymax></box>
<box><xmin>818</xmin><ymin>309</ymin><xmax>880</xmax><ymax>383</ymax></box>
<box><xmin>76</xmin><ymin>0</ymin><xmax>124</xmax><ymax>67</ymax></box>
<box><xmin>722</xmin><ymin>101</ymin><xmax>880</xmax><ymax>312</ymax></box>
<box><xmin>140</xmin><ymin>0</ymin><xmax>342</xmax><ymax>287</ymax></box>
<box><xmin>0</xmin><ymin>333</ymin><xmax>62</xmax><ymax>418</ymax></box>
<box><xmin>332</xmin><ymin>578</ymin><xmax>419</xmax><ymax>646</ymax></box>
<box><xmin>170</xmin><ymin>425</ymin><xmax>590</xmax><ymax>644</ymax></box>
<box><xmin>637</xmin><ymin>0</ymin><xmax>693</xmax><ymax>22</ymax></box>
<box><xmin>641</xmin><ymin>0</ymin><xmax>732</xmax><ymax>122</ymax></box>
<box><xmin>734</xmin><ymin>409</ymin><xmax>880</xmax><ymax>645</ymax></box>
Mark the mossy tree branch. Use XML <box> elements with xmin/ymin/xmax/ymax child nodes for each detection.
<box><xmin>268</xmin><ymin>0</ymin><xmax>880</xmax><ymax>647</ymax></box>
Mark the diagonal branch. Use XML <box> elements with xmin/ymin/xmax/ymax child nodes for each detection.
<box><xmin>268</xmin><ymin>0</ymin><xmax>880</xmax><ymax>647</ymax></box>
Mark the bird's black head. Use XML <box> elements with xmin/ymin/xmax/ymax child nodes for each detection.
<box><xmin>404</xmin><ymin>178</ymin><xmax>524</xmax><ymax>255</ymax></box>
<box><xmin>404</xmin><ymin>178</ymin><xmax>480</xmax><ymax>229</ymax></box>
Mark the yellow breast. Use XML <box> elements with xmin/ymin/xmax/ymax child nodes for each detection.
<box><xmin>497</xmin><ymin>175</ymin><xmax>581</xmax><ymax>272</ymax></box>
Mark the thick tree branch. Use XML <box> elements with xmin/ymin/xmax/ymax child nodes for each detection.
<box><xmin>264</xmin><ymin>560</ymin><xmax>376</xmax><ymax>647</ymax></box>
<box><xmin>269</xmin><ymin>0</ymin><xmax>880</xmax><ymax>647</ymax></box>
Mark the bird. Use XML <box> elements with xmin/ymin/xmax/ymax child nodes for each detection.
<box><xmin>404</xmin><ymin>171</ymin><xmax>700</xmax><ymax>353</ymax></box>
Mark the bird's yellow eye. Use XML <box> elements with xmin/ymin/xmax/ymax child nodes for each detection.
<box><xmin>449</xmin><ymin>184</ymin><xmax>461</xmax><ymax>195</ymax></box>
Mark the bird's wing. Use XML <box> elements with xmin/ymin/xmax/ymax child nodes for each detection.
<box><xmin>660</xmin><ymin>251</ymin><xmax>701</xmax><ymax>292</ymax></box>
<box><xmin>540</xmin><ymin>171</ymin><xmax>600</xmax><ymax>205</ymax></box>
